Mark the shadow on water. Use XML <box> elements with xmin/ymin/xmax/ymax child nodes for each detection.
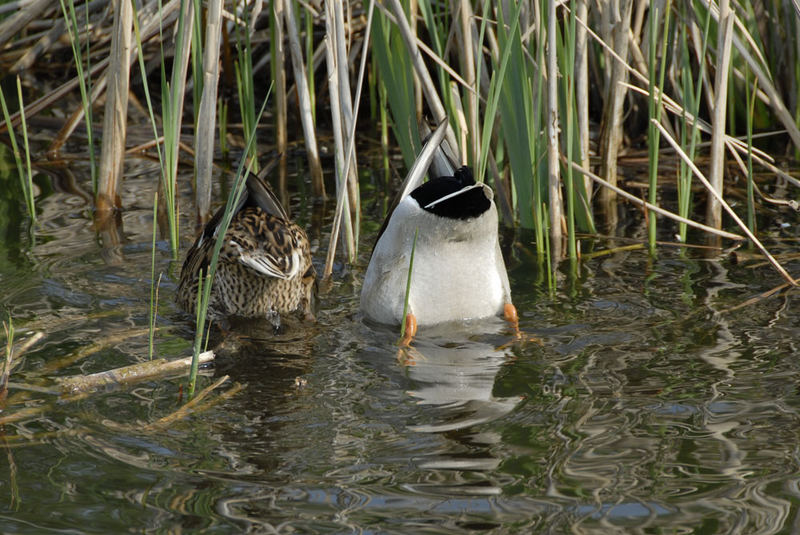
<box><xmin>1</xmin><ymin>159</ymin><xmax>800</xmax><ymax>532</ymax></box>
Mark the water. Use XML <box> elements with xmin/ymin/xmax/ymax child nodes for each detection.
<box><xmin>1</xmin><ymin>159</ymin><xmax>800</xmax><ymax>533</ymax></box>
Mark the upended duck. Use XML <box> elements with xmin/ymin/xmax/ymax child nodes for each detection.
<box><xmin>176</xmin><ymin>170</ymin><xmax>315</xmax><ymax>325</ymax></box>
<box><xmin>360</xmin><ymin>122</ymin><xmax>517</xmax><ymax>339</ymax></box>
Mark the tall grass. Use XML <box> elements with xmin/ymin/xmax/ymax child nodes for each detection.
<box><xmin>234</xmin><ymin>4</ymin><xmax>258</xmax><ymax>174</ymax></box>
<box><xmin>0</xmin><ymin>80</ymin><xmax>35</xmax><ymax>225</ymax></box>
<box><xmin>188</xmin><ymin>92</ymin><xmax>271</xmax><ymax>396</ymax></box>
<box><xmin>160</xmin><ymin>0</ymin><xmax>194</xmax><ymax>257</ymax></box>
<box><xmin>149</xmin><ymin>192</ymin><xmax>160</xmax><ymax>361</ymax></box>
<box><xmin>59</xmin><ymin>0</ymin><xmax>97</xmax><ymax>193</ymax></box>
<box><xmin>646</xmin><ymin>2</ymin><xmax>670</xmax><ymax>254</ymax></box>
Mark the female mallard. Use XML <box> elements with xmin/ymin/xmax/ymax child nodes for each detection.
<box><xmin>176</xmin><ymin>171</ymin><xmax>315</xmax><ymax>326</ymax></box>
<box><xmin>360</xmin><ymin>121</ymin><xmax>516</xmax><ymax>338</ymax></box>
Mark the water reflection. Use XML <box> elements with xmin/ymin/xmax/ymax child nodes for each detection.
<box><xmin>391</xmin><ymin>320</ymin><xmax>523</xmax><ymax>482</ymax></box>
<box><xmin>399</xmin><ymin>321</ymin><xmax>521</xmax><ymax>433</ymax></box>
<box><xmin>6</xmin><ymin>159</ymin><xmax>800</xmax><ymax>532</ymax></box>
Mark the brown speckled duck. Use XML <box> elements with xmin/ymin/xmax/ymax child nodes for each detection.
<box><xmin>176</xmin><ymin>170</ymin><xmax>315</xmax><ymax>326</ymax></box>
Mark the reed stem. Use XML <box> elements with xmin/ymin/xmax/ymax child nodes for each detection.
<box><xmin>97</xmin><ymin>0</ymin><xmax>133</xmax><ymax>214</ymax></box>
<box><xmin>195</xmin><ymin>0</ymin><xmax>223</xmax><ymax>225</ymax></box>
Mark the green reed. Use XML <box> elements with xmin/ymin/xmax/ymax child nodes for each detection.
<box><xmin>676</xmin><ymin>2</ymin><xmax>712</xmax><ymax>243</ymax></box>
<box><xmin>190</xmin><ymin>0</ymin><xmax>204</xmax><ymax>126</ymax></box>
<box><xmin>161</xmin><ymin>0</ymin><xmax>195</xmax><ymax>258</ymax></box>
<box><xmin>15</xmin><ymin>78</ymin><xmax>35</xmax><ymax>226</ymax></box>
<box><xmin>218</xmin><ymin>97</ymin><xmax>229</xmax><ymax>159</ymax></box>
<box><xmin>562</xmin><ymin>0</ymin><xmax>578</xmax><ymax>261</ymax></box>
<box><xmin>149</xmin><ymin>191</ymin><xmax>159</xmax><ymax>361</ymax></box>
<box><xmin>492</xmin><ymin>0</ymin><xmax>531</xmax><ymax>228</ymax></box>
<box><xmin>745</xmin><ymin>66</ymin><xmax>757</xmax><ymax>236</ymax></box>
<box><xmin>189</xmin><ymin>267</ymin><xmax>211</xmax><ymax>396</ymax></box>
<box><xmin>59</xmin><ymin>0</ymin><xmax>97</xmax><ymax>193</ymax></box>
<box><xmin>1</xmin><ymin>314</ymin><xmax>13</xmax><ymax>396</ymax></box>
<box><xmin>647</xmin><ymin>2</ymin><xmax>670</xmax><ymax>254</ymax></box>
<box><xmin>0</xmin><ymin>81</ymin><xmax>35</xmax><ymax>225</ymax></box>
<box><xmin>234</xmin><ymin>5</ymin><xmax>258</xmax><ymax>173</ymax></box>
<box><xmin>130</xmin><ymin>1</ymin><xmax>172</xmax><ymax>256</ymax></box>
<box><xmin>371</xmin><ymin>7</ymin><xmax>421</xmax><ymax>168</ymax></box>
<box><xmin>399</xmin><ymin>227</ymin><xmax>419</xmax><ymax>342</ymax></box>
<box><xmin>187</xmin><ymin>92</ymin><xmax>271</xmax><ymax>396</ymax></box>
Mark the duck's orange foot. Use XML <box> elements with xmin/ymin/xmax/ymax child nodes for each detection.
<box><xmin>502</xmin><ymin>303</ymin><xmax>542</xmax><ymax>346</ymax></box>
<box><xmin>400</xmin><ymin>312</ymin><xmax>417</xmax><ymax>347</ymax></box>
<box><xmin>504</xmin><ymin>303</ymin><xmax>519</xmax><ymax>330</ymax></box>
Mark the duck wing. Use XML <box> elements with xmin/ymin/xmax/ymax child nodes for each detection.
<box><xmin>225</xmin><ymin>207</ymin><xmax>304</xmax><ymax>281</ymax></box>
<box><xmin>181</xmin><ymin>156</ymin><xmax>289</xmax><ymax>280</ymax></box>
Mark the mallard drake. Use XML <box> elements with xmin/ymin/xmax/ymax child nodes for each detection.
<box><xmin>176</xmin><ymin>170</ymin><xmax>315</xmax><ymax>325</ymax></box>
<box><xmin>360</xmin><ymin>121</ymin><xmax>515</xmax><ymax>338</ymax></box>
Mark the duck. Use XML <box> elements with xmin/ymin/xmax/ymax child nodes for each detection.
<box><xmin>176</xmin><ymin>168</ymin><xmax>315</xmax><ymax>326</ymax></box>
<box><xmin>360</xmin><ymin>121</ymin><xmax>517</xmax><ymax>341</ymax></box>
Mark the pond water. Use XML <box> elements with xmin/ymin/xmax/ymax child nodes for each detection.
<box><xmin>1</xmin><ymin>154</ymin><xmax>800</xmax><ymax>533</ymax></box>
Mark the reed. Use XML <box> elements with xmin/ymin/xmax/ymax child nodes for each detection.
<box><xmin>646</xmin><ymin>2</ymin><xmax>670</xmax><ymax>254</ymax></box>
<box><xmin>96</xmin><ymin>0</ymin><xmax>133</xmax><ymax>215</ymax></box>
<box><xmin>399</xmin><ymin>227</ymin><xmax>419</xmax><ymax>342</ymax></box>
<box><xmin>14</xmin><ymin>78</ymin><xmax>35</xmax><ymax>226</ymax></box>
<box><xmin>234</xmin><ymin>3</ymin><xmax>258</xmax><ymax>173</ymax></box>
<box><xmin>195</xmin><ymin>0</ymin><xmax>224</xmax><ymax>224</ymax></box>
<box><xmin>189</xmin><ymin>268</ymin><xmax>211</xmax><ymax>396</ymax></box>
<box><xmin>1</xmin><ymin>315</ymin><xmax>13</xmax><ymax>401</ymax></box>
<box><xmin>271</xmin><ymin>0</ymin><xmax>288</xmax><ymax>161</ymax></box>
<box><xmin>492</xmin><ymin>0</ymin><xmax>535</xmax><ymax>231</ymax></box>
<box><xmin>744</xmin><ymin>67</ymin><xmax>757</xmax><ymax>236</ymax></box>
<box><xmin>562</xmin><ymin>0</ymin><xmax>578</xmax><ymax>262</ymax></box>
<box><xmin>706</xmin><ymin>0</ymin><xmax>734</xmax><ymax>230</ymax></box>
<box><xmin>323</xmin><ymin>4</ymin><xmax>355</xmax><ymax>265</ymax></box>
<box><xmin>187</xmin><ymin>94</ymin><xmax>270</xmax><ymax>395</ymax></box>
<box><xmin>371</xmin><ymin>4</ymin><xmax>422</xmax><ymax>167</ymax></box>
<box><xmin>284</xmin><ymin>0</ymin><xmax>325</xmax><ymax>197</ymax></box>
<box><xmin>59</xmin><ymin>0</ymin><xmax>97</xmax><ymax>193</ymax></box>
<box><xmin>0</xmin><ymin>81</ymin><xmax>35</xmax><ymax>225</ymax></box>
<box><xmin>161</xmin><ymin>0</ymin><xmax>195</xmax><ymax>257</ymax></box>
<box><xmin>148</xmin><ymin>192</ymin><xmax>159</xmax><ymax>361</ymax></box>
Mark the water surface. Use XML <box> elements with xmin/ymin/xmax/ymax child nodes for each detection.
<box><xmin>1</xmin><ymin>159</ymin><xmax>799</xmax><ymax>533</ymax></box>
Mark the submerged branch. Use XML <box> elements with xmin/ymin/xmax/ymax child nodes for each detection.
<box><xmin>58</xmin><ymin>351</ymin><xmax>215</xmax><ymax>395</ymax></box>
<box><xmin>143</xmin><ymin>375</ymin><xmax>243</xmax><ymax>430</ymax></box>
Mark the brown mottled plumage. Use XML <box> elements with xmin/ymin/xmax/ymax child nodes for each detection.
<box><xmin>176</xmin><ymin>171</ymin><xmax>315</xmax><ymax>325</ymax></box>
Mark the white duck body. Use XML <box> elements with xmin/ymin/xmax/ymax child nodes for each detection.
<box><xmin>360</xmin><ymin>175</ymin><xmax>511</xmax><ymax>326</ymax></box>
